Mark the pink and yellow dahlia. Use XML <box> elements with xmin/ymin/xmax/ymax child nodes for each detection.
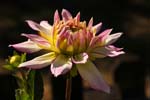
<box><xmin>10</xmin><ymin>9</ymin><xmax>124</xmax><ymax>93</ymax></box>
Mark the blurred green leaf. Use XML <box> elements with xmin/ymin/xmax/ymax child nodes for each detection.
<box><xmin>27</xmin><ymin>70</ymin><xmax>35</xmax><ymax>100</ymax></box>
<box><xmin>15</xmin><ymin>89</ymin><xmax>30</xmax><ymax>100</ymax></box>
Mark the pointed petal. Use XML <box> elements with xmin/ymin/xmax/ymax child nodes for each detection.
<box><xmin>19</xmin><ymin>52</ymin><xmax>56</xmax><ymax>69</ymax></box>
<box><xmin>88</xmin><ymin>17</ymin><xmax>93</xmax><ymax>28</ymax></box>
<box><xmin>54</xmin><ymin>10</ymin><xmax>60</xmax><ymax>23</ymax></box>
<box><xmin>98</xmin><ymin>29</ymin><xmax>112</xmax><ymax>40</ymax></box>
<box><xmin>77</xmin><ymin>60</ymin><xmax>110</xmax><ymax>93</ymax></box>
<box><xmin>89</xmin><ymin>29</ymin><xmax>113</xmax><ymax>48</ymax></box>
<box><xmin>21</xmin><ymin>34</ymin><xmax>51</xmax><ymax>49</ymax></box>
<box><xmin>105</xmin><ymin>45</ymin><xmax>125</xmax><ymax>57</ymax></box>
<box><xmin>89</xmin><ymin>45</ymin><xmax>124</xmax><ymax>58</ymax></box>
<box><xmin>72</xmin><ymin>53</ymin><xmax>88</xmax><ymax>64</ymax></box>
<box><xmin>92</xmin><ymin>22</ymin><xmax>102</xmax><ymax>33</ymax></box>
<box><xmin>75</xmin><ymin>12</ymin><xmax>80</xmax><ymax>24</ymax></box>
<box><xmin>9</xmin><ymin>40</ymin><xmax>41</xmax><ymax>53</ymax></box>
<box><xmin>51</xmin><ymin>55</ymin><xmax>72</xmax><ymax>77</ymax></box>
<box><xmin>62</xmin><ymin>9</ymin><xmax>72</xmax><ymax>21</ymax></box>
<box><xmin>40</xmin><ymin>21</ymin><xmax>52</xmax><ymax>30</ymax></box>
<box><xmin>26</xmin><ymin>20</ymin><xmax>50</xmax><ymax>35</ymax></box>
<box><xmin>105</xmin><ymin>32</ymin><xmax>123</xmax><ymax>45</ymax></box>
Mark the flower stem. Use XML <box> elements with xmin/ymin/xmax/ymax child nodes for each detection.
<box><xmin>65</xmin><ymin>75</ymin><xmax>72</xmax><ymax>100</ymax></box>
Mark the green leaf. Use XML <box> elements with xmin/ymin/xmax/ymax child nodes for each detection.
<box><xmin>21</xmin><ymin>53</ymin><xmax>26</xmax><ymax>63</ymax></box>
<box><xmin>27</xmin><ymin>70</ymin><xmax>35</xmax><ymax>100</ymax></box>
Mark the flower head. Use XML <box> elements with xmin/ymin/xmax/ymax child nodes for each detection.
<box><xmin>10</xmin><ymin>9</ymin><xmax>124</xmax><ymax>93</ymax></box>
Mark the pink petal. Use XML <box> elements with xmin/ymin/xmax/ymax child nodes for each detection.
<box><xmin>51</xmin><ymin>55</ymin><xmax>72</xmax><ymax>77</ymax></box>
<box><xmin>78</xmin><ymin>30</ymin><xmax>86</xmax><ymax>52</ymax></box>
<box><xmin>106</xmin><ymin>45</ymin><xmax>125</xmax><ymax>57</ymax></box>
<box><xmin>19</xmin><ymin>52</ymin><xmax>56</xmax><ymax>69</ymax></box>
<box><xmin>26</xmin><ymin>20</ymin><xmax>50</xmax><ymax>35</ymax></box>
<box><xmin>88</xmin><ymin>17</ymin><xmax>93</xmax><ymax>28</ymax></box>
<box><xmin>76</xmin><ymin>60</ymin><xmax>110</xmax><ymax>93</ymax></box>
<box><xmin>105</xmin><ymin>32</ymin><xmax>123</xmax><ymax>45</ymax></box>
<box><xmin>72</xmin><ymin>53</ymin><xmax>88</xmax><ymax>64</ymax></box>
<box><xmin>98</xmin><ymin>29</ymin><xmax>112</xmax><ymax>41</ymax></box>
<box><xmin>90</xmin><ymin>45</ymin><xmax>124</xmax><ymax>58</ymax></box>
<box><xmin>92</xmin><ymin>22</ymin><xmax>102</xmax><ymax>33</ymax></box>
<box><xmin>62</xmin><ymin>9</ymin><xmax>72</xmax><ymax>21</ymax></box>
<box><xmin>56</xmin><ymin>29</ymin><xmax>70</xmax><ymax>49</ymax></box>
<box><xmin>40</xmin><ymin>21</ymin><xmax>52</xmax><ymax>30</ymax></box>
<box><xmin>89</xmin><ymin>29</ymin><xmax>112</xmax><ymax>47</ymax></box>
<box><xmin>54</xmin><ymin>10</ymin><xmax>60</xmax><ymax>23</ymax></box>
<box><xmin>9</xmin><ymin>40</ymin><xmax>41</xmax><ymax>53</ymax></box>
<box><xmin>21</xmin><ymin>33</ymin><xmax>51</xmax><ymax>48</ymax></box>
<box><xmin>75</xmin><ymin>12</ymin><xmax>80</xmax><ymax>24</ymax></box>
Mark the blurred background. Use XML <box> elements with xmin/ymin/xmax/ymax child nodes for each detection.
<box><xmin>0</xmin><ymin>0</ymin><xmax>150</xmax><ymax>100</ymax></box>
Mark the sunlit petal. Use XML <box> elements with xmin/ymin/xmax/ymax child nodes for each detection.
<box><xmin>75</xmin><ymin>12</ymin><xmax>80</xmax><ymax>24</ymax></box>
<box><xmin>77</xmin><ymin>60</ymin><xmax>110</xmax><ymax>93</ymax></box>
<box><xmin>26</xmin><ymin>20</ymin><xmax>50</xmax><ymax>36</ymax></box>
<box><xmin>89</xmin><ymin>46</ymin><xmax>124</xmax><ymax>58</ymax></box>
<box><xmin>88</xmin><ymin>17</ymin><xmax>93</xmax><ymax>28</ymax></box>
<box><xmin>92</xmin><ymin>22</ymin><xmax>102</xmax><ymax>34</ymax></box>
<box><xmin>62</xmin><ymin>9</ymin><xmax>72</xmax><ymax>21</ymax></box>
<box><xmin>105</xmin><ymin>32</ymin><xmax>123</xmax><ymax>45</ymax></box>
<box><xmin>9</xmin><ymin>40</ymin><xmax>41</xmax><ymax>53</ymax></box>
<box><xmin>19</xmin><ymin>52</ymin><xmax>56</xmax><ymax>69</ymax></box>
<box><xmin>21</xmin><ymin>33</ymin><xmax>51</xmax><ymax>49</ymax></box>
<box><xmin>40</xmin><ymin>21</ymin><xmax>52</xmax><ymax>30</ymax></box>
<box><xmin>54</xmin><ymin>10</ymin><xmax>60</xmax><ymax>23</ymax></box>
<box><xmin>51</xmin><ymin>55</ymin><xmax>72</xmax><ymax>77</ymax></box>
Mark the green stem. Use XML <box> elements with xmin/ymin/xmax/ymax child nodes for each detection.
<box><xmin>65</xmin><ymin>75</ymin><xmax>72</xmax><ymax>100</ymax></box>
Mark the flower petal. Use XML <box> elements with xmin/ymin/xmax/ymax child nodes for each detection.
<box><xmin>89</xmin><ymin>45</ymin><xmax>124</xmax><ymax>58</ymax></box>
<box><xmin>105</xmin><ymin>32</ymin><xmax>123</xmax><ymax>45</ymax></box>
<box><xmin>105</xmin><ymin>45</ymin><xmax>125</xmax><ymax>57</ymax></box>
<box><xmin>9</xmin><ymin>40</ymin><xmax>41</xmax><ymax>53</ymax></box>
<box><xmin>51</xmin><ymin>55</ymin><xmax>72</xmax><ymax>77</ymax></box>
<box><xmin>88</xmin><ymin>17</ymin><xmax>93</xmax><ymax>28</ymax></box>
<box><xmin>75</xmin><ymin>12</ymin><xmax>80</xmax><ymax>24</ymax></box>
<box><xmin>54</xmin><ymin>10</ymin><xmax>60</xmax><ymax>23</ymax></box>
<box><xmin>92</xmin><ymin>22</ymin><xmax>102</xmax><ymax>34</ymax></box>
<box><xmin>19</xmin><ymin>52</ymin><xmax>56</xmax><ymax>69</ymax></box>
<box><xmin>89</xmin><ymin>29</ymin><xmax>112</xmax><ymax>47</ymax></box>
<box><xmin>62</xmin><ymin>9</ymin><xmax>72</xmax><ymax>21</ymax></box>
<box><xmin>76</xmin><ymin>60</ymin><xmax>110</xmax><ymax>93</ymax></box>
<box><xmin>98</xmin><ymin>29</ymin><xmax>112</xmax><ymax>41</ymax></box>
<box><xmin>26</xmin><ymin>20</ymin><xmax>50</xmax><ymax>36</ymax></box>
<box><xmin>40</xmin><ymin>21</ymin><xmax>52</xmax><ymax>30</ymax></box>
<box><xmin>72</xmin><ymin>53</ymin><xmax>88</xmax><ymax>64</ymax></box>
<box><xmin>21</xmin><ymin>33</ymin><xmax>51</xmax><ymax>49</ymax></box>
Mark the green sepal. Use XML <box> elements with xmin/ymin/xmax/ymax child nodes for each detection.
<box><xmin>70</xmin><ymin>64</ymin><xmax>78</xmax><ymax>77</ymax></box>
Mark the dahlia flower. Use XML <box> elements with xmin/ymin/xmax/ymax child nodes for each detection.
<box><xmin>10</xmin><ymin>9</ymin><xmax>124</xmax><ymax>93</ymax></box>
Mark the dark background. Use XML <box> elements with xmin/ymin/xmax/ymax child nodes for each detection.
<box><xmin>0</xmin><ymin>0</ymin><xmax>150</xmax><ymax>100</ymax></box>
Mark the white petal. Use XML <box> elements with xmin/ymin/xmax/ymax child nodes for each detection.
<box><xmin>19</xmin><ymin>52</ymin><xmax>56</xmax><ymax>69</ymax></box>
<box><xmin>106</xmin><ymin>32</ymin><xmax>123</xmax><ymax>45</ymax></box>
<box><xmin>21</xmin><ymin>34</ymin><xmax>51</xmax><ymax>49</ymax></box>
<box><xmin>51</xmin><ymin>55</ymin><xmax>72</xmax><ymax>77</ymax></box>
<box><xmin>26</xmin><ymin>20</ymin><xmax>50</xmax><ymax>36</ymax></box>
<box><xmin>40</xmin><ymin>21</ymin><xmax>52</xmax><ymax>30</ymax></box>
<box><xmin>9</xmin><ymin>40</ymin><xmax>41</xmax><ymax>53</ymax></box>
<box><xmin>77</xmin><ymin>60</ymin><xmax>110</xmax><ymax>93</ymax></box>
